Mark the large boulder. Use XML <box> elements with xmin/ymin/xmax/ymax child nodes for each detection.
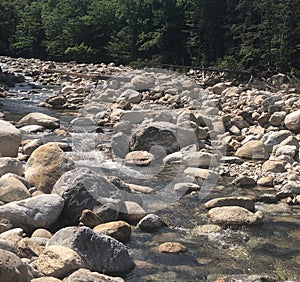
<box><xmin>235</xmin><ymin>140</ymin><xmax>269</xmax><ymax>160</ymax></box>
<box><xmin>129</xmin><ymin>121</ymin><xmax>181</xmax><ymax>154</ymax></box>
<box><xmin>0</xmin><ymin>157</ymin><xmax>23</xmax><ymax>177</ymax></box>
<box><xmin>25</xmin><ymin>142</ymin><xmax>74</xmax><ymax>193</ymax></box>
<box><xmin>18</xmin><ymin>112</ymin><xmax>60</xmax><ymax>130</ymax></box>
<box><xmin>52</xmin><ymin>168</ymin><xmax>123</xmax><ymax>225</ymax></box>
<box><xmin>284</xmin><ymin>110</ymin><xmax>300</xmax><ymax>131</ymax></box>
<box><xmin>35</xmin><ymin>245</ymin><xmax>83</xmax><ymax>279</ymax></box>
<box><xmin>208</xmin><ymin>206</ymin><xmax>264</xmax><ymax>225</ymax></box>
<box><xmin>0</xmin><ymin>120</ymin><xmax>21</xmax><ymax>157</ymax></box>
<box><xmin>47</xmin><ymin>226</ymin><xmax>135</xmax><ymax>275</ymax></box>
<box><xmin>0</xmin><ymin>194</ymin><xmax>64</xmax><ymax>232</ymax></box>
<box><xmin>0</xmin><ymin>249</ymin><xmax>31</xmax><ymax>282</ymax></box>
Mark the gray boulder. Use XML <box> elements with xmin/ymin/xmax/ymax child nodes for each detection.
<box><xmin>0</xmin><ymin>157</ymin><xmax>24</xmax><ymax>177</ymax></box>
<box><xmin>52</xmin><ymin>168</ymin><xmax>123</xmax><ymax>225</ymax></box>
<box><xmin>0</xmin><ymin>194</ymin><xmax>64</xmax><ymax>232</ymax></box>
<box><xmin>18</xmin><ymin>112</ymin><xmax>60</xmax><ymax>130</ymax></box>
<box><xmin>47</xmin><ymin>226</ymin><xmax>135</xmax><ymax>275</ymax></box>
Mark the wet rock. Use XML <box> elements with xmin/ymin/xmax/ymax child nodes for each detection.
<box><xmin>127</xmin><ymin>183</ymin><xmax>155</xmax><ymax>194</ymax></box>
<box><xmin>158</xmin><ymin>242</ymin><xmax>187</xmax><ymax>254</ymax></box>
<box><xmin>0</xmin><ymin>176</ymin><xmax>31</xmax><ymax>203</ymax></box>
<box><xmin>25</xmin><ymin>142</ymin><xmax>75</xmax><ymax>193</ymax></box>
<box><xmin>209</xmin><ymin>274</ymin><xmax>278</xmax><ymax>282</ymax></box>
<box><xmin>18</xmin><ymin>112</ymin><xmax>60</xmax><ymax>130</ymax></box>
<box><xmin>47</xmin><ymin>226</ymin><xmax>135</xmax><ymax>275</ymax></box>
<box><xmin>137</xmin><ymin>214</ymin><xmax>166</xmax><ymax>231</ymax></box>
<box><xmin>0</xmin><ymin>157</ymin><xmax>24</xmax><ymax>177</ymax></box>
<box><xmin>35</xmin><ymin>245</ymin><xmax>83</xmax><ymax>279</ymax></box>
<box><xmin>64</xmin><ymin>268</ymin><xmax>124</xmax><ymax>282</ymax></box>
<box><xmin>235</xmin><ymin>140</ymin><xmax>269</xmax><ymax>160</ymax></box>
<box><xmin>284</xmin><ymin>109</ymin><xmax>300</xmax><ymax>131</ymax></box>
<box><xmin>93</xmin><ymin>220</ymin><xmax>131</xmax><ymax>243</ymax></box>
<box><xmin>52</xmin><ymin>168</ymin><xmax>123</xmax><ymax>225</ymax></box>
<box><xmin>46</xmin><ymin>95</ymin><xmax>67</xmax><ymax>109</ymax></box>
<box><xmin>208</xmin><ymin>206</ymin><xmax>264</xmax><ymax>225</ymax></box>
<box><xmin>205</xmin><ymin>197</ymin><xmax>255</xmax><ymax>212</ymax></box>
<box><xmin>0</xmin><ymin>249</ymin><xmax>30</xmax><ymax>282</ymax></box>
<box><xmin>232</xmin><ymin>176</ymin><xmax>256</xmax><ymax>187</ymax></box>
<box><xmin>256</xmin><ymin>194</ymin><xmax>278</xmax><ymax>204</ymax></box>
<box><xmin>125</xmin><ymin>150</ymin><xmax>154</xmax><ymax>166</ymax></box>
<box><xmin>276</xmin><ymin>182</ymin><xmax>300</xmax><ymax>199</ymax></box>
<box><xmin>0</xmin><ymin>120</ymin><xmax>21</xmax><ymax>157</ymax></box>
<box><xmin>0</xmin><ymin>194</ymin><xmax>64</xmax><ymax>232</ymax></box>
<box><xmin>119</xmin><ymin>201</ymin><xmax>146</xmax><ymax>225</ymax></box>
<box><xmin>261</xmin><ymin>160</ymin><xmax>286</xmax><ymax>173</ymax></box>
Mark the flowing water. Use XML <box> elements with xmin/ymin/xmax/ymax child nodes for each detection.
<box><xmin>1</xmin><ymin>73</ymin><xmax>300</xmax><ymax>281</ymax></box>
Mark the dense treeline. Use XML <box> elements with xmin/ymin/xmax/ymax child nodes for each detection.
<box><xmin>0</xmin><ymin>0</ymin><xmax>299</xmax><ymax>73</ymax></box>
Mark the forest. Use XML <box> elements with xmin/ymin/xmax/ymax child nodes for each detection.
<box><xmin>0</xmin><ymin>0</ymin><xmax>299</xmax><ymax>74</ymax></box>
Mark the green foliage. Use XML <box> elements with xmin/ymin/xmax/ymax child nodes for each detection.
<box><xmin>0</xmin><ymin>0</ymin><xmax>298</xmax><ymax>73</ymax></box>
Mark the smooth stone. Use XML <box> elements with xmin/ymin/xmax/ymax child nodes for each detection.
<box><xmin>232</xmin><ymin>176</ymin><xmax>256</xmax><ymax>187</ymax></box>
<box><xmin>183</xmin><ymin>151</ymin><xmax>218</xmax><ymax>168</ymax></box>
<box><xmin>0</xmin><ymin>228</ymin><xmax>24</xmax><ymax>246</ymax></box>
<box><xmin>235</xmin><ymin>140</ymin><xmax>269</xmax><ymax>160</ymax></box>
<box><xmin>0</xmin><ymin>249</ymin><xmax>30</xmax><ymax>282</ymax></box>
<box><xmin>35</xmin><ymin>245</ymin><xmax>83</xmax><ymax>279</ymax></box>
<box><xmin>269</xmin><ymin>111</ymin><xmax>286</xmax><ymax>126</ymax></box>
<box><xmin>0</xmin><ymin>176</ymin><xmax>31</xmax><ymax>203</ymax></box>
<box><xmin>19</xmin><ymin>125</ymin><xmax>45</xmax><ymax>133</ymax></box>
<box><xmin>31</xmin><ymin>278</ymin><xmax>62</xmax><ymax>282</ymax></box>
<box><xmin>0</xmin><ymin>194</ymin><xmax>64</xmax><ymax>232</ymax></box>
<box><xmin>137</xmin><ymin>214</ymin><xmax>166</xmax><ymax>231</ymax></box>
<box><xmin>263</xmin><ymin>130</ymin><xmax>292</xmax><ymax>152</ymax></box>
<box><xmin>261</xmin><ymin>160</ymin><xmax>286</xmax><ymax>173</ymax></box>
<box><xmin>119</xmin><ymin>201</ymin><xmax>146</xmax><ymax>225</ymax></box>
<box><xmin>257</xmin><ymin>176</ymin><xmax>274</xmax><ymax>187</ymax></box>
<box><xmin>158</xmin><ymin>242</ymin><xmax>187</xmax><ymax>254</ymax></box>
<box><xmin>173</xmin><ymin>182</ymin><xmax>201</xmax><ymax>195</ymax></box>
<box><xmin>25</xmin><ymin>143</ymin><xmax>75</xmax><ymax>193</ymax></box>
<box><xmin>125</xmin><ymin>151</ymin><xmax>154</xmax><ymax>166</ymax></box>
<box><xmin>276</xmin><ymin>182</ymin><xmax>300</xmax><ymax>199</ymax></box>
<box><xmin>127</xmin><ymin>183</ymin><xmax>155</xmax><ymax>194</ymax></box>
<box><xmin>31</xmin><ymin>229</ymin><xmax>52</xmax><ymax>239</ymax></box>
<box><xmin>0</xmin><ymin>157</ymin><xmax>23</xmax><ymax>177</ymax></box>
<box><xmin>0</xmin><ymin>239</ymin><xmax>19</xmax><ymax>255</ymax></box>
<box><xmin>1</xmin><ymin>173</ymin><xmax>30</xmax><ymax>189</ymax></box>
<box><xmin>256</xmin><ymin>194</ymin><xmax>278</xmax><ymax>204</ymax></box>
<box><xmin>93</xmin><ymin>221</ymin><xmax>131</xmax><ymax>243</ymax></box>
<box><xmin>284</xmin><ymin>109</ymin><xmax>300</xmax><ymax>131</ymax></box>
<box><xmin>205</xmin><ymin>197</ymin><xmax>255</xmax><ymax>212</ymax></box>
<box><xmin>64</xmin><ymin>268</ymin><xmax>124</xmax><ymax>282</ymax></box>
<box><xmin>52</xmin><ymin>168</ymin><xmax>122</xmax><ymax>225</ymax></box>
<box><xmin>184</xmin><ymin>167</ymin><xmax>219</xmax><ymax>181</ymax></box>
<box><xmin>18</xmin><ymin>112</ymin><xmax>60</xmax><ymax>130</ymax></box>
<box><xmin>208</xmin><ymin>206</ymin><xmax>264</xmax><ymax>225</ymax></box>
<box><xmin>0</xmin><ymin>120</ymin><xmax>21</xmax><ymax>158</ymax></box>
<box><xmin>47</xmin><ymin>226</ymin><xmax>135</xmax><ymax>275</ymax></box>
<box><xmin>131</xmin><ymin>75</ymin><xmax>155</xmax><ymax>90</ymax></box>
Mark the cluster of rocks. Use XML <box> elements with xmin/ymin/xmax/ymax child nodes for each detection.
<box><xmin>1</xmin><ymin>56</ymin><xmax>300</xmax><ymax>281</ymax></box>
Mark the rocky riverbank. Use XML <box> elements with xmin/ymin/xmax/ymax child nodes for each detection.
<box><xmin>0</xmin><ymin>56</ymin><xmax>300</xmax><ymax>281</ymax></box>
